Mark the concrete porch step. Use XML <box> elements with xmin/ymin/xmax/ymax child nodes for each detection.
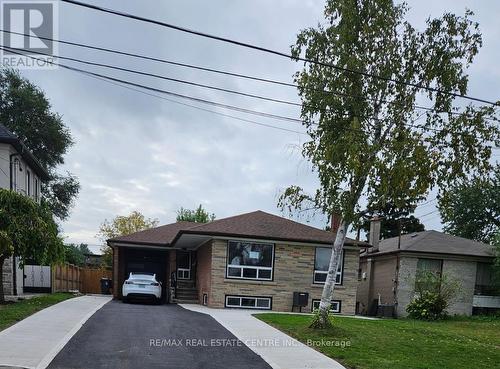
<box><xmin>173</xmin><ymin>298</ymin><xmax>199</xmax><ymax>304</ymax></box>
<box><xmin>176</xmin><ymin>293</ymin><xmax>198</xmax><ymax>299</ymax></box>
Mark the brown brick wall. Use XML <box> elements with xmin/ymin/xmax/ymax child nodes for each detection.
<box><xmin>208</xmin><ymin>239</ymin><xmax>359</xmax><ymax>315</ymax></box>
<box><xmin>112</xmin><ymin>246</ymin><xmax>120</xmax><ymax>298</ymax></box>
<box><xmin>196</xmin><ymin>241</ymin><xmax>212</xmax><ymax>304</ymax></box>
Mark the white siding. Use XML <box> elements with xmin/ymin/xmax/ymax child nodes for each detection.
<box><xmin>0</xmin><ymin>142</ymin><xmax>41</xmax><ymax>202</ymax></box>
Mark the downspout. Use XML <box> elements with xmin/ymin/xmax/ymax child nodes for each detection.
<box><xmin>9</xmin><ymin>153</ymin><xmax>20</xmax><ymax>295</ymax></box>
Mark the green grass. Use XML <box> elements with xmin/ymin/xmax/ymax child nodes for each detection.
<box><xmin>0</xmin><ymin>293</ymin><xmax>75</xmax><ymax>332</ymax></box>
<box><xmin>256</xmin><ymin>313</ymin><xmax>500</xmax><ymax>369</ymax></box>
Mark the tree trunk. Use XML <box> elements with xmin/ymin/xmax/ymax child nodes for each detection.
<box><xmin>311</xmin><ymin>219</ymin><xmax>348</xmax><ymax>328</ymax></box>
<box><xmin>0</xmin><ymin>256</ymin><xmax>6</xmax><ymax>304</ymax></box>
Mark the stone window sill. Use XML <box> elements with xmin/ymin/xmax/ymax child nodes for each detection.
<box><xmin>310</xmin><ymin>284</ymin><xmax>346</xmax><ymax>290</ymax></box>
<box><xmin>223</xmin><ymin>278</ymin><xmax>278</xmax><ymax>286</ymax></box>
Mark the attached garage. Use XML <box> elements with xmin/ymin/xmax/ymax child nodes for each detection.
<box><xmin>108</xmin><ymin>221</ymin><xmax>198</xmax><ymax>303</ymax></box>
<box><xmin>112</xmin><ymin>246</ymin><xmax>169</xmax><ymax>302</ymax></box>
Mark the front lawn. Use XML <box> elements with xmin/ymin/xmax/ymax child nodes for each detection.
<box><xmin>0</xmin><ymin>293</ymin><xmax>75</xmax><ymax>332</ymax></box>
<box><xmin>256</xmin><ymin>313</ymin><xmax>500</xmax><ymax>369</ymax></box>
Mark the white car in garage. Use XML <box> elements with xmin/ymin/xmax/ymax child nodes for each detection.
<box><xmin>122</xmin><ymin>272</ymin><xmax>162</xmax><ymax>304</ymax></box>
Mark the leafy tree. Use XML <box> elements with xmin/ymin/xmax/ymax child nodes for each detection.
<box><xmin>0</xmin><ymin>189</ymin><xmax>64</xmax><ymax>302</ymax></box>
<box><xmin>0</xmin><ymin>69</ymin><xmax>80</xmax><ymax>220</ymax></box>
<box><xmin>360</xmin><ymin>204</ymin><xmax>425</xmax><ymax>240</ymax></box>
<box><xmin>438</xmin><ymin>166</ymin><xmax>499</xmax><ymax>244</ymax></box>
<box><xmin>176</xmin><ymin>205</ymin><xmax>216</xmax><ymax>223</ymax></box>
<box><xmin>64</xmin><ymin>243</ymin><xmax>91</xmax><ymax>266</ymax></box>
<box><xmin>280</xmin><ymin>0</ymin><xmax>499</xmax><ymax>328</ymax></box>
<box><xmin>98</xmin><ymin>211</ymin><xmax>159</xmax><ymax>267</ymax></box>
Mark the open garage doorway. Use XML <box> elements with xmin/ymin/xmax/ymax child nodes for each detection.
<box><xmin>121</xmin><ymin>248</ymin><xmax>168</xmax><ymax>303</ymax></box>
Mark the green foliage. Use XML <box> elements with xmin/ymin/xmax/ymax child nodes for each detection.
<box><xmin>309</xmin><ymin>308</ymin><xmax>333</xmax><ymax>329</ymax></box>
<box><xmin>0</xmin><ymin>189</ymin><xmax>64</xmax><ymax>301</ymax></box>
<box><xmin>279</xmin><ymin>0</ymin><xmax>498</xmax><ymax>224</ymax></box>
<box><xmin>0</xmin><ymin>293</ymin><xmax>74</xmax><ymax>331</ymax></box>
<box><xmin>257</xmin><ymin>313</ymin><xmax>500</xmax><ymax>369</ymax></box>
<box><xmin>279</xmin><ymin>0</ymin><xmax>498</xmax><ymax>329</ymax></box>
<box><xmin>0</xmin><ymin>69</ymin><xmax>80</xmax><ymax>220</ymax></box>
<box><xmin>438</xmin><ymin>166</ymin><xmax>500</xmax><ymax>244</ymax></box>
<box><xmin>64</xmin><ymin>243</ymin><xmax>91</xmax><ymax>266</ymax></box>
<box><xmin>360</xmin><ymin>204</ymin><xmax>425</xmax><ymax>239</ymax></box>
<box><xmin>406</xmin><ymin>291</ymin><xmax>449</xmax><ymax>320</ymax></box>
<box><xmin>0</xmin><ymin>230</ymin><xmax>13</xmax><ymax>260</ymax></box>
<box><xmin>407</xmin><ymin>271</ymin><xmax>461</xmax><ymax>320</ymax></box>
<box><xmin>98</xmin><ymin>211</ymin><xmax>159</xmax><ymax>267</ymax></box>
<box><xmin>176</xmin><ymin>205</ymin><xmax>216</xmax><ymax>223</ymax></box>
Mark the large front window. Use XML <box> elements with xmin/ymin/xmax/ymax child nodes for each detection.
<box><xmin>314</xmin><ymin>247</ymin><xmax>343</xmax><ymax>284</ymax></box>
<box><xmin>226</xmin><ymin>241</ymin><xmax>274</xmax><ymax>280</ymax></box>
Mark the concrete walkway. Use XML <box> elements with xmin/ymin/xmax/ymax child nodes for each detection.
<box><xmin>0</xmin><ymin>295</ymin><xmax>111</xmax><ymax>369</ymax></box>
<box><xmin>181</xmin><ymin>304</ymin><xmax>346</xmax><ymax>369</ymax></box>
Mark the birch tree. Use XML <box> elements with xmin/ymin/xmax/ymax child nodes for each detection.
<box><xmin>279</xmin><ymin>0</ymin><xmax>499</xmax><ymax>328</ymax></box>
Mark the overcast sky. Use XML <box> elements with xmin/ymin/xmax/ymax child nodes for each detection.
<box><xmin>13</xmin><ymin>0</ymin><xmax>500</xmax><ymax>253</ymax></box>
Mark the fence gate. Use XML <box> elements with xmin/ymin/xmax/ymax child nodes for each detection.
<box><xmin>24</xmin><ymin>265</ymin><xmax>52</xmax><ymax>293</ymax></box>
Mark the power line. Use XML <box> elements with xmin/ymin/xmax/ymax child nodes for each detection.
<box><xmin>1</xmin><ymin>29</ymin><xmax>496</xmax><ymax>121</ymax></box>
<box><xmin>5</xmin><ymin>46</ymin><xmax>500</xmax><ymax>149</ymax></box>
<box><xmin>89</xmin><ymin>74</ymin><xmax>307</xmax><ymax>135</ymax></box>
<box><xmin>416</xmin><ymin>209</ymin><xmax>439</xmax><ymax>219</ymax></box>
<box><xmin>16</xmin><ymin>52</ymin><xmax>306</xmax><ymax>124</ymax></box>
<box><xmin>5</xmin><ymin>46</ymin><xmax>305</xmax><ymax>108</ymax></box>
<box><xmin>1</xmin><ymin>46</ymin><xmax>311</xmax><ymax>125</ymax></box>
<box><xmin>61</xmin><ymin>0</ymin><xmax>499</xmax><ymax>106</ymax></box>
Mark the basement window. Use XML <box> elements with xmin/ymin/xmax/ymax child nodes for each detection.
<box><xmin>225</xmin><ymin>295</ymin><xmax>272</xmax><ymax>310</ymax></box>
<box><xmin>311</xmin><ymin>299</ymin><xmax>341</xmax><ymax>313</ymax></box>
<box><xmin>226</xmin><ymin>241</ymin><xmax>274</xmax><ymax>281</ymax></box>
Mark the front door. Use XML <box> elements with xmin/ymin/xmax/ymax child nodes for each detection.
<box><xmin>176</xmin><ymin>251</ymin><xmax>191</xmax><ymax>280</ymax></box>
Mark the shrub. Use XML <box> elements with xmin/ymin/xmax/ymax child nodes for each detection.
<box><xmin>406</xmin><ymin>291</ymin><xmax>448</xmax><ymax>320</ymax></box>
<box><xmin>406</xmin><ymin>271</ymin><xmax>461</xmax><ymax>320</ymax></box>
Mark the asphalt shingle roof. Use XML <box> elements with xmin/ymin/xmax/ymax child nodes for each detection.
<box><xmin>107</xmin><ymin>221</ymin><xmax>198</xmax><ymax>246</ymax></box>
<box><xmin>369</xmin><ymin>230</ymin><xmax>494</xmax><ymax>258</ymax></box>
<box><xmin>108</xmin><ymin>210</ymin><xmax>367</xmax><ymax>247</ymax></box>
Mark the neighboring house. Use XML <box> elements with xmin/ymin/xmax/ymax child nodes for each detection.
<box><xmin>357</xmin><ymin>219</ymin><xmax>499</xmax><ymax>317</ymax></box>
<box><xmin>84</xmin><ymin>253</ymin><xmax>102</xmax><ymax>268</ymax></box>
<box><xmin>108</xmin><ymin>211</ymin><xmax>369</xmax><ymax>314</ymax></box>
<box><xmin>0</xmin><ymin>123</ymin><xmax>50</xmax><ymax>296</ymax></box>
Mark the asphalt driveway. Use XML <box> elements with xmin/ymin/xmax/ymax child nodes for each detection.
<box><xmin>47</xmin><ymin>300</ymin><xmax>272</xmax><ymax>369</ymax></box>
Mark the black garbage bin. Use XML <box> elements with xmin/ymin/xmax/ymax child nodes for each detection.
<box><xmin>100</xmin><ymin>278</ymin><xmax>112</xmax><ymax>295</ymax></box>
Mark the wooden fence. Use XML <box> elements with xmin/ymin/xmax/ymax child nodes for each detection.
<box><xmin>80</xmin><ymin>268</ymin><xmax>113</xmax><ymax>294</ymax></box>
<box><xmin>52</xmin><ymin>263</ymin><xmax>82</xmax><ymax>292</ymax></box>
<box><xmin>52</xmin><ymin>264</ymin><xmax>112</xmax><ymax>294</ymax></box>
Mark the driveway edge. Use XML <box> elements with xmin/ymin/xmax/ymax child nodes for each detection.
<box><xmin>36</xmin><ymin>296</ymin><xmax>111</xmax><ymax>369</ymax></box>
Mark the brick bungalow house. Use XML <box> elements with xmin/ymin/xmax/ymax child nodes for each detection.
<box><xmin>107</xmin><ymin>211</ymin><xmax>369</xmax><ymax>314</ymax></box>
<box><xmin>357</xmin><ymin>223</ymin><xmax>499</xmax><ymax>317</ymax></box>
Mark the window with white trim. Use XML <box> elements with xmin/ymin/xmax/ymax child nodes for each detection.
<box><xmin>311</xmin><ymin>299</ymin><xmax>341</xmax><ymax>313</ymax></box>
<box><xmin>34</xmin><ymin>178</ymin><xmax>39</xmax><ymax>202</ymax></box>
<box><xmin>226</xmin><ymin>241</ymin><xmax>274</xmax><ymax>280</ymax></box>
<box><xmin>314</xmin><ymin>247</ymin><xmax>343</xmax><ymax>284</ymax></box>
<box><xmin>26</xmin><ymin>170</ymin><xmax>31</xmax><ymax>196</ymax></box>
<box><xmin>225</xmin><ymin>295</ymin><xmax>271</xmax><ymax>310</ymax></box>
